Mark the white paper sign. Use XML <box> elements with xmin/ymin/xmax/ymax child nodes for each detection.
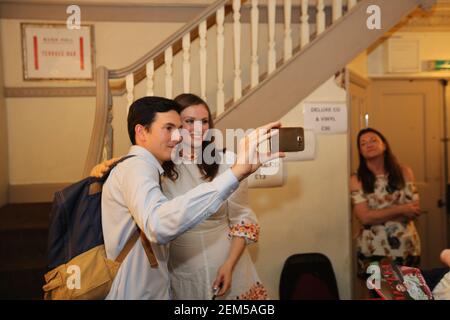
<box><xmin>22</xmin><ymin>24</ymin><xmax>94</xmax><ymax>80</ymax></box>
<box><xmin>303</xmin><ymin>102</ymin><xmax>347</xmax><ymax>134</ymax></box>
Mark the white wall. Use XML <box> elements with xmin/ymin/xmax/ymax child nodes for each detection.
<box><xmin>248</xmin><ymin>78</ymin><xmax>352</xmax><ymax>300</ymax></box>
<box><xmin>0</xmin><ymin>23</ymin><xmax>8</xmax><ymax>205</ymax></box>
<box><xmin>367</xmin><ymin>32</ymin><xmax>450</xmax><ymax>78</ymax></box>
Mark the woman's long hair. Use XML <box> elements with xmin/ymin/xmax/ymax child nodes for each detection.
<box><xmin>357</xmin><ymin>128</ymin><xmax>405</xmax><ymax>194</ymax></box>
<box><xmin>162</xmin><ymin>93</ymin><xmax>220</xmax><ymax>181</ymax></box>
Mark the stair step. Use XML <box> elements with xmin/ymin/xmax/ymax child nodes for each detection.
<box><xmin>0</xmin><ymin>203</ymin><xmax>51</xmax><ymax>299</ymax></box>
<box><xmin>0</xmin><ymin>203</ymin><xmax>51</xmax><ymax>230</ymax></box>
<box><xmin>0</xmin><ymin>228</ymin><xmax>48</xmax><ymax>271</ymax></box>
<box><xmin>0</xmin><ymin>267</ymin><xmax>46</xmax><ymax>300</ymax></box>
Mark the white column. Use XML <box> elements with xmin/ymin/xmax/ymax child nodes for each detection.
<box><xmin>182</xmin><ymin>33</ymin><xmax>191</xmax><ymax>93</ymax></box>
<box><xmin>199</xmin><ymin>20</ymin><xmax>207</xmax><ymax>101</ymax></box>
<box><xmin>232</xmin><ymin>0</ymin><xmax>242</xmax><ymax>101</ymax></box>
<box><xmin>126</xmin><ymin>73</ymin><xmax>134</xmax><ymax>114</ymax></box>
<box><xmin>267</xmin><ymin>0</ymin><xmax>276</xmax><ymax>74</ymax></box>
<box><xmin>146</xmin><ymin>60</ymin><xmax>154</xmax><ymax>96</ymax></box>
<box><xmin>333</xmin><ymin>0</ymin><xmax>342</xmax><ymax>22</ymax></box>
<box><xmin>316</xmin><ymin>0</ymin><xmax>325</xmax><ymax>35</ymax></box>
<box><xmin>216</xmin><ymin>6</ymin><xmax>225</xmax><ymax>115</ymax></box>
<box><xmin>250</xmin><ymin>0</ymin><xmax>259</xmax><ymax>88</ymax></box>
<box><xmin>284</xmin><ymin>0</ymin><xmax>292</xmax><ymax>62</ymax></box>
<box><xmin>300</xmin><ymin>0</ymin><xmax>310</xmax><ymax>48</ymax></box>
<box><xmin>164</xmin><ymin>47</ymin><xmax>173</xmax><ymax>99</ymax></box>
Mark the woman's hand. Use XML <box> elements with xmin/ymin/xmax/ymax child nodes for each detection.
<box><xmin>440</xmin><ymin>249</ymin><xmax>450</xmax><ymax>267</ymax></box>
<box><xmin>212</xmin><ymin>262</ymin><xmax>233</xmax><ymax>298</ymax></box>
<box><xmin>401</xmin><ymin>201</ymin><xmax>421</xmax><ymax>219</ymax></box>
<box><xmin>89</xmin><ymin>157</ymin><xmax>121</xmax><ymax>178</ymax></box>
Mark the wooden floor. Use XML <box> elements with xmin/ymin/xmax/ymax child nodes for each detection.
<box><xmin>0</xmin><ymin>203</ymin><xmax>51</xmax><ymax>300</ymax></box>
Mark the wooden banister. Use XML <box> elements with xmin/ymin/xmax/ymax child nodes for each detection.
<box><xmin>108</xmin><ymin>1</ymin><xmax>238</xmax><ymax>95</ymax></box>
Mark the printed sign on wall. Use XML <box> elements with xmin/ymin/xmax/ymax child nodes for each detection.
<box><xmin>303</xmin><ymin>102</ymin><xmax>348</xmax><ymax>134</ymax></box>
<box><xmin>22</xmin><ymin>23</ymin><xmax>95</xmax><ymax>80</ymax></box>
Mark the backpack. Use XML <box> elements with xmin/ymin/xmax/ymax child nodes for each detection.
<box><xmin>42</xmin><ymin>156</ymin><xmax>157</xmax><ymax>300</ymax></box>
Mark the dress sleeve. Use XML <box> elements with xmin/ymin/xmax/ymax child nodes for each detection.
<box><xmin>351</xmin><ymin>189</ymin><xmax>367</xmax><ymax>205</ymax></box>
<box><xmin>405</xmin><ymin>182</ymin><xmax>419</xmax><ymax>202</ymax></box>
<box><xmin>227</xmin><ymin>178</ymin><xmax>260</xmax><ymax>244</ymax></box>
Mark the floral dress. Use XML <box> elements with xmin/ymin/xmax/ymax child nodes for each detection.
<box><xmin>351</xmin><ymin>175</ymin><xmax>421</xmax><ymax>277</ymax></box>
<box><xmin>161</xmin><ymin>151</ymin><xmax>269</xmax><ymax>300</ymax></box>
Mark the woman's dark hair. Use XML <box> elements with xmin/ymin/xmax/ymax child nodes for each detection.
<box><xmin>162</xmin><ymin>93</ymin><xmax>220</xmax><ymax>181</ymax></box>
<box><xmin>357</xmin><ymin>127</ymin><xmax>405</xmax><ymax>194</ymax></box>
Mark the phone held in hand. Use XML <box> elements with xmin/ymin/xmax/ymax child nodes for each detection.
<box><xmin>211</xmin><ymin>283</ymin><xmax>223</xmax><ymax>300</ymax></box>
<box><xmin>270</xmin><ymin>127</ymin><xmax>305</xmax><ymax>152</ymax></box>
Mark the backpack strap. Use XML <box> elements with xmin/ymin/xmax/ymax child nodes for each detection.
<box><xmin>140</xmin><ymin>231</ymin><xmax>158</xmax><ymax>268</ymax></box>
<box><xmin>108</xmin><ymin>155</ymin><xmax>159</xmax><ymax>267</ymax></box>
<box><xmin>100</xmin><ymin>155</ymin><xmax>136</xmax><ymax>183</ymax></box>
<box><xmin>115</xmin><ymin>228</ymin><xmax>140</xmax><ymax>263</ymax></box>
<box><xmin>88</xmin><ymin>155</ymin><xmax>136</xmax><ymax>196</ymax></box>
<box><xmin>114</xmin><ymin>228</ymin><xmax>159</xmax><ymax>268</ymax></box>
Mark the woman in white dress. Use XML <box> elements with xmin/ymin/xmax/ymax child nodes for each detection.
<box><xmin>161</xmin><ymin>93</ymin><xmax>268</xmax><ymax>300</ymax></box>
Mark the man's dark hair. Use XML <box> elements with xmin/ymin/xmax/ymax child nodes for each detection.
<box><xmin>127</xmin><ymin>96</ymin><xmax>181</xmax><ymax>145</ymax></box>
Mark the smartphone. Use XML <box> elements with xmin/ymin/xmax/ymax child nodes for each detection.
<box><xmin>211</xmin><ymin>283</ymin><xmax>223</xmax><ymax>300</ymax></box>
<box><xmin>270</xmin><ymin>127</ymin><xmax>305</xmax><ymax>152</ymax></box>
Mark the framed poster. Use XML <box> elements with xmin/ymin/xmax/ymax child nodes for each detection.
<box><xmin>21</xmin><ymin>23</ymin><xmax>95</xmax><ymax>80</ymax></box>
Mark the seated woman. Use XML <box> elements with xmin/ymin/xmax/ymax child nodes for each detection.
<box><xmin>350</xmin><ymin>128</ymin><xmax>422</xmax><ymax>281</ymax></box>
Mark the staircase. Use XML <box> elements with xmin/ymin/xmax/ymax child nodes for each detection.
<box><xmin>216</xmin><ymin>0</ymin><xmax>437</xmax><ymax>130</ymax></box>
<box><xmin>0</xmin><ymin>0</ymin><xmax>437</xmax><ymax>300</ymax></box>
<box><xmin>84</xmin><ymin>0</ymin><xmax>435</xmax><ymax>174</ymax></box>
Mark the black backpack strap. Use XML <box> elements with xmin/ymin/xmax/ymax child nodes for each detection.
<box><xmin>88</xmin><ymin>155</ymin><xmax>136</xmax><ymax>196</ymax></box>
<box><xmin>100</xmin><ymin>155</ymin><xmax>136</xmax><ymax>183</ymax></box>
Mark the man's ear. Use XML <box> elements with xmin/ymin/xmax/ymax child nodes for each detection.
<box><xmin>135</xmin><ymin>124</ymin><xmax>148</xmax><ymax>143</ymax></box>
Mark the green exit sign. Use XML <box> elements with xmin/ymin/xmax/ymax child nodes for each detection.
<box><xmin>433</xmin><ymin>60</ymin><xmax>450</xmax><ymax>70</ymax></box>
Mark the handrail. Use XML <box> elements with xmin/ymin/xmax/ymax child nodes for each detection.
<box><xmin>110</xmin><ymin>0</ymin><xmax>231</xmax><ymax>79</ymax></box>
<box><xmin>83</xmin><ymin>66</ymin><xmax>111</xmax><ymax>177</ymax></box>
<box><xmin>107</xmin><ymin>0</ymin><xmax>246</xmax><ymax>94</ymax></box>
<box><xmin>108</xmin><ymin>8</ymin><xmax>229</xmax><ymax>95</ymax></box>
<box><xmin>83</xmin><ymin>0</ymin><xmax>245</xmax><ymax>176</ymax></box>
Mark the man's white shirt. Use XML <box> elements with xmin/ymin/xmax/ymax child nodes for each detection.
<box><xmin>101</xmin><ymin>145</ymin><xmax>239</xmax><ymax>299</ymax></box>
